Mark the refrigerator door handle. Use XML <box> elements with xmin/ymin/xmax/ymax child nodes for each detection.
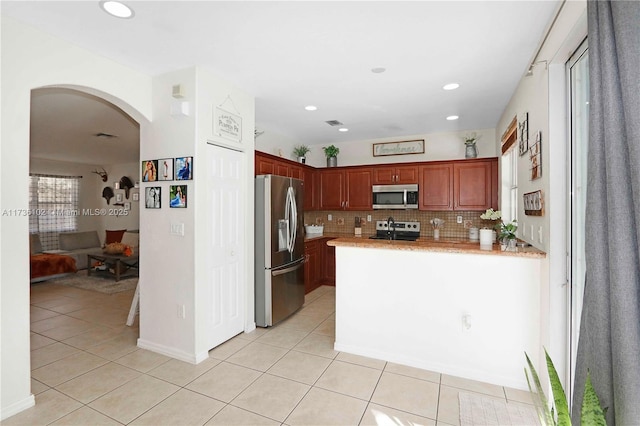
<box><xmin>271</xmin><ymin>260</ymin><xmax>304</xmax><ymax>277</ymax></box>
<box><xmin>285</xmin><ymin>185</ymin><xmax>297</xmax><ymax>254</ymax></box>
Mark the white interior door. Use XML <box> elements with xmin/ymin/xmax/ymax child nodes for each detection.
<box><xmin>205</xmin><ymin>143</ymin><xmax>245</xmax><ymax>350</ymax></box>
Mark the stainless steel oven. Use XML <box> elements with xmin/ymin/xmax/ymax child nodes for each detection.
<box><xmin>372</xmin><ymin>184</ymin><xmax>419</xmax><ymax>209</ymax></box>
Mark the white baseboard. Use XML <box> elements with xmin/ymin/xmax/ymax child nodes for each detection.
<box><xmin>1</xmin><ymin>394</ymin><xmax>35</xmax><ymax>421</ymax></box>
<box><xmin>137</xmin><ymin>338</ymin><xmax>208</xmax><ymax>364</ymax></box>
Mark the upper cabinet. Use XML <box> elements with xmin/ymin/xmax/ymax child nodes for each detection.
<box><xmin>453</xmin><ymin>160</ymin><xmax>494</xmax><ymax>210</ymax></box>
<box><xmin>319</xmin><ymin>167</ymin><xmax>372</xmax><ymax>210</ymax></box>
<box><xmin>372</xmin><ymin>165</ymin><xmax>419</xmax><ymax>184</ymax></box>
<box><xmin>419</xmin><ymin>163</ymin><xmax>454</xmax><ymax>210</ymax></box>
<box><xmin>255</xmin><ymin>151</ymin><xmax>317</xmax><ymax>210</ymax></box>
<box><xmin>419</xmin><ymin>158</ymin><xmax>497</xmax><ymax>211</ymax></box>
<box><xmin>255</xmin><ymin>151</ymin><xmax>497</xmax><ymax>213</ymax></box>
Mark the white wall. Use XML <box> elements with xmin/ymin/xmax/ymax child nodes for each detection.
<box><xmin>1</xmin><ymin>16</ymin><xmax>151</xmax><ymax>420</ymax></box>
<box><xmin>304</xmin><ymin>128</ymin><xmax>497</xmax><ymax>168</ymax></box>
<box><xmin>494</xmin><ymin>0</ymin><xmax>587</xmax><ymax>392</ymax></box>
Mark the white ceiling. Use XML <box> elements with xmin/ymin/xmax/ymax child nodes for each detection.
<box><xmin>3</xmin><ymin>1</ymin><xmax>560</xmax><ymax>165</ymax></box>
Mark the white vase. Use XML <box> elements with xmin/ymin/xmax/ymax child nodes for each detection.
<box><xmin>433</xmin><ymin>229</ymin><xmax>440</xmax><ymax>240</ymax></box>
<box><xmin>479</xmin><ymin>229</ymin><xmax>493</xmax><ymax>248</ymax></box>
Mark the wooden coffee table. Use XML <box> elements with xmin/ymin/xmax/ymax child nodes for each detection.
<box><xmin>87</xmin><ymin>252</ymin><xmax>139</xmax><ymax>282</ymax></box>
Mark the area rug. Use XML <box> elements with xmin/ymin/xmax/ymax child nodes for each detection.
<box><xmin>49</xmin><ymin>270</ymin><xmax>137</xmax><ymax>294</ymax></box>
<box><xmin>459</xmin><ymin>392</ymin><xmax>540</xmax><ymax>426</ymax></box>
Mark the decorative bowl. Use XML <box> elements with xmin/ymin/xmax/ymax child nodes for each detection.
<box><xmin>305</xmin><ymin>225</ymin><xmax>324</xmax><ymax>235</ymax></box>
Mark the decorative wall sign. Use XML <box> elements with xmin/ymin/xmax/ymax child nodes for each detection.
<box><xmin>524</xmin><ymin>190</ymin><xmax>544</xmax><ymax>216</ymax></box>
<box><xmin>158</xmin><ymin>158</ymin><xmax>174</xmax><ymax>181</ymax></box>
<box><xmin>145</xmin><ymin>187</ymin><xmax>161</xmax><ymax>209</ymax></box>
<box><xmin>530</xmin><ymin>131</ymin><xmax>542</xmax><ymax>180</ymax></box>
<box><xmin>518</xmin><ymin>112</ymin><xmax>529</xmax><ymax>156</ymax></box>
<box><xmin>214</xmin><ymin>107</ymin><xmax>242</xmax><ymax>143</ymax></box>
<box><xmin>175</xmin><ymin>156</ymin><xmax>193</xmax><ymax>180</ymax></box>
<box><xmin>373</xmin><ymin>139</ymin><xmax>425</xmax><ymax>157</ymax></box>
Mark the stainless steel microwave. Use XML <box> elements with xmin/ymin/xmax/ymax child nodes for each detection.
<box><xmin>372</xmin><ymin>184</ymin><xmax>419</xmax><ymax>209</ymax></box>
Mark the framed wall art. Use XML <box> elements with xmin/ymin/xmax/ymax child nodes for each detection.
<box><xmin>145</xmin><ymin>186</ymin><xmax>161</xmax><ymax>209</ymax></box>
<box><xmin>142</xmin><ymin>160</ymin><xmax>158</xmax><ymax>182</ymax></box>
<box><xmin>530</xmin><ymin>131</ymin><xmax>542</xmax><ymax>180</ymax></box>
<box><xmin>518</xmin><ymin>112</ymin><xmax>529</xmax><ymax>156</ymax></box>
<box><xmin>169</xmin><ymin>185</ymin><xmax>187</xmax><ymax>208</ymax></box>
<box><xmin>175</xmin><ymin>156</ymin><xmax>193</xmax><ymax>180</ymax></box>
<box><xmin>524</xmin><ymin>190</ymin><xmax>544</xmax><ymax>216</ymax></box>
<box><xmin>158</xmin><ymin>158</ymin><xmax>174</xmax><ymax>181</ymax></box>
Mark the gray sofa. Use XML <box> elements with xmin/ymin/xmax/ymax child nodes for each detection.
<box><xmin>57</xmin><ymin>230</ymin><xmax>103</xmax><ymax>269</ymax></box>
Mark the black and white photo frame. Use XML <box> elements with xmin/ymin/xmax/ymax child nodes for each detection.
<box><xmin>145</xmin><ymin>186</ymin><xmax>161</xmax><ymax>209</ymax></box>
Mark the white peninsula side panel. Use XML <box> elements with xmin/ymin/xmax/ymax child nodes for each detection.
<box><xmin>334</xmin><ymin>246</ymin><xmax>544</xmax><ymax>390</ymax></box>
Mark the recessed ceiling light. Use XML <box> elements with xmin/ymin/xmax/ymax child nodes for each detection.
<box><xmin>371</xmin><ymin>67</ymin><xmax>386</xmax><ymax>74</ymax></box>
<box><xmin>446</xmin><ymin>115</ymin><xmax>459</xmax><ymax>121</ymax></box>
<box><xmin>100</xmin><ymin>1</ymin><xmax>134</xmax><ymax>19</ymax></box>
<box><xmin>338</xmin><ymin>128</ymin><xmax>349</xmax><ymax>132</ymax></box>
<box><xmin>443</xmin><ymin>83</ymin><xmax>460</xmax><ymax>91</ymax></box>
<box><xmin>304</xmin><ymin>105</ymin><xmax>317</xmax><ymax>111</ymax></box>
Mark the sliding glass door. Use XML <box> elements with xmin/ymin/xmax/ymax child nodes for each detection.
<box><xmin>567</xmin><ymin>39</ymin><xmax>589</xmax><ymax>400</ymax></box>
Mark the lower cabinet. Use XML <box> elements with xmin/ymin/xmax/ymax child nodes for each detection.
<box><xmin>304</xmin><ymin>237</ymin><xmax>336</xmax><ymax>293</ymax></box>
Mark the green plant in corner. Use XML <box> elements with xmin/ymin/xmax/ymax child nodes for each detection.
<box><xmin>323</xmin><ymin>144</ymin><xmax>340</xmax><ymax>158</ymax></box>
<box><xmin>524</xmin><ymin>349</ymin><xmax>607</xmax><ymax>426</ymax></box>
<box><xmin>293</xmin><ymin>145</ymin><xmax>311</xmax><ymax>157</ymax></box>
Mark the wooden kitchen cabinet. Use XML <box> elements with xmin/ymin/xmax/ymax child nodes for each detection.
<box><xmin>302</xmin><ymin>167</ymin><xmax>319</xmax><ymax>211</ymax></box>
<box><xmin>319</xmin><ymin>167</ymin><xmax>372</xmax><ymax>210</ymax></box>
<box><xmin>419</xmin><ymin>163</ymin><xmax>454</xmax><ymax>210</ymax></box>
<box><xmin>323</xmin><ymin>238</ymin><xmax>336</xmax><ymax>286</ymax></box>
<box><xmin>372</xmin><ymin>165</ymin><xmax>419</xmax><ymax>184</ymax></box>
<box><xmin>304</xmin><ymin>239</ymin><xmax>323</xmax><ymax>294</ymax></box>
<box><xmin>419</xmin><ymin>158</ymin><xmax>497</xmax><ymax>211</ymax></box>
<box><xmin>256</xmin><ymin>151</ymin><xmax>318</xmax><ymax>210</ymax></box>
<box><xmin>454</xmin><ymin>160</ymin><xmax>494</xmax><ymax>210</ymax></box>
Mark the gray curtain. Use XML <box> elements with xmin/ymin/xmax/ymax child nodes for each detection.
<box><xmin>572</xmin><ymin>1</ymin><xmax>640</xmax><ymax>424</ymax></box>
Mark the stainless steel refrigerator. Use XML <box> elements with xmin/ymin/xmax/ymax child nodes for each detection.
<box><xmin>255</xmin><ymin>175</ymin><xmax>305</xmax><ymax>327</ymax></box>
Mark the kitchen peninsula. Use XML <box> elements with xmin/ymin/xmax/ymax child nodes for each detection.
<box><xmin>328</xmin><ymin>237</ymin><xmax>546</xmax><ymax>390</ymax></box>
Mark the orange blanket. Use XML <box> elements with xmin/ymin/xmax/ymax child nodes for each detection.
<box><xmin>30</xmin><ymin>253</ymin><xmax>77</xmax><ymax>279</ymax></box>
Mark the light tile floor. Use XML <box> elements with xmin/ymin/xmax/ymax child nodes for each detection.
<box><xmin>7</xmin><ymin>283</ymin><xmax>537</xmax><ymax>425</ymax></box>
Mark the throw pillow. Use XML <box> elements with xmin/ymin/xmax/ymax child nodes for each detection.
<box><xmin>103</xmin><ymin>242</ymin><xmax>127</xmax><ymax>255</ymax></box>
<box><xmin>105</xmin><ymin>229</ymin><xmax>126</xmax><ymax>244</ymax></box>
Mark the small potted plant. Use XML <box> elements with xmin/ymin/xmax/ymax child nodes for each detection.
<box><xmin>498</xmin><ymin>220</ymin><xmax>518</xmax><ymax>249</ymax></box>
<box><xmin>292</xmin><ymin>145</ymin><xmax>310</xmax><ymax>164</ymax></box>
<box><xmin>463</xmin><ymin>133</ymin><xmax>479</xmax><ymax>158</ymax></box>
<box><xmin>323</xmin><ymin>145</ymin><xmax>340</xmax><ymax>167</ymax></box>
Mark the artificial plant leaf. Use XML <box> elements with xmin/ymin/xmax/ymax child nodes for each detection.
<box><xmin>581</xmin><ymin>371</ymin><xmax>607</xmax><ymax>426</ymax></box>
<box><xmin>545</xmin><ymin>349</ymin><xmax>571</xmax><ymax>426</ymax></box>
<box><xmin>525</xmin><ymin>352</ymin><xmax>555</xmax><ymax>426</ymax></box>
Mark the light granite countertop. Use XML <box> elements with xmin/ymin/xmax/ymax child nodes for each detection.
<box><xmin>325</xmin><ymin>235</ymin><xmax>546</xmax><ymax>258</ymax></box>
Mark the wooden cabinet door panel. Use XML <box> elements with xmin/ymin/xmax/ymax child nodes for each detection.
<box><xmin>289</xmin><ymin>165</ymin><xmax>303</xmax><ymax>180</ymax></box>
<box><xmin>345</xmin><ymin>168</ymin><xmax>372</xmax><ymax>210</ymax></box>
<box><xmin>419</xmin><ymin>164</ymin><xmax>453</xmax><ymax>210</ymax></box>
<box><xmin>454</xmin><ymin>162</ymin><xmax>492</xmax><ymax>210</ymax></box>
<box><xmin>255</xmin><ymin>155</ymin><xmax>275</xmax><ymax>175</ymax></box>
<box><xmin>319</xmin><ymin>170</ymin><xmax>345</xmax><ymax>209</ymax></box>
<box><xmin>323</xmin><ymin>239</ymin><xmax>336</xmax><ymax>286</ymax></box>
<box><xmin>304</xmin><ymin>241</ymin><xmax>322</xmax><ymax>294</ymax></box>
<box><xmin>275</xmin><ymin>163</ymin><xmax>289</xmax><ymax>177</ymax></box>
<box><xmin>395</xmin><ymin>166</ymin><xmax>419</xmax><ymax>184</ymax></box>
<box><xmin>372</xmin><ymin>168</ymin><xmax>396</xmax><ymax>184</ymax></box>
<box><xmin>302</xmin><ymin>168</ymin><xmax>317</xmax><ymax>211</ymax></box>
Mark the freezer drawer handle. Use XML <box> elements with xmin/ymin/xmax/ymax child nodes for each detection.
<box><xmin>272</xmin><ymin>262</ymin><xmax>304</xmax><ymax>277</ymax></box>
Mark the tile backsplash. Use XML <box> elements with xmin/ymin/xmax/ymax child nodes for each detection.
<box><xmin>305</xmin><ymin>210</ymin><xmax>498</xmax><ymax>239</ymax></box>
